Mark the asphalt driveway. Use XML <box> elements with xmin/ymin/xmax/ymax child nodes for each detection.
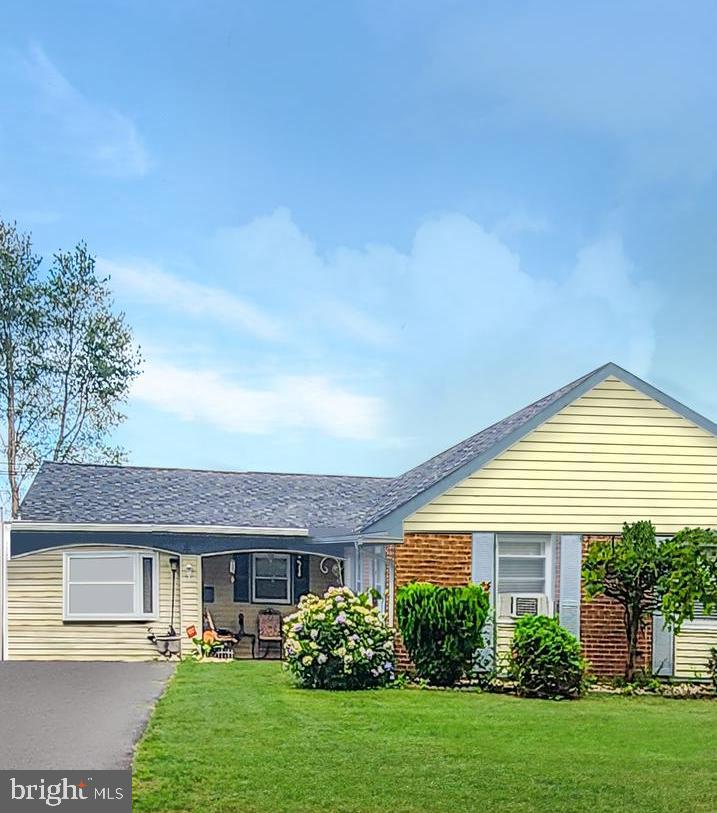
<box><xmin>0</xmin><ymin>662</ymin><xmax>174</xmax><ymax>770</ymax></box>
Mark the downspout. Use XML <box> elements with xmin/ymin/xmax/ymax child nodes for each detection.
<box><xmin>1</xmin><ymin>510</ymin><xmax>8</xmax><ymax>661</ymax></box>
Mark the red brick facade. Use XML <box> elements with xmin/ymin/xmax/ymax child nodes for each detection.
<box><xmin>388</xmin><ymin>531</ymin><xmax>645</xmax><ymax>678</ymax></box>
<box><xmin>580</xmin><ymin>535</ymin><xmax>652</xmax><ymax>677</ymax></box>
<box><xmin>395</xmin><ymin>533</ymin><xmax>473</xmax><ymax>588</ymax></box>
<box><xmin>391</xmin><ymin>533</ymin><xmax>473</xmax><ymax>669</ymax></box>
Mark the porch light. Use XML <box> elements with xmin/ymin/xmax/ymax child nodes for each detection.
<box><xmin>169</xmin><ymin>557</ymin><xmax>179</xmax><ymax>574</ymax></box>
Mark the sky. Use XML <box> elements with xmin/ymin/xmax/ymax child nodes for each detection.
<box><xmin>1</xmin><ymin>1</ymin><xmax>717</xmax><ymax>480</ymax></box>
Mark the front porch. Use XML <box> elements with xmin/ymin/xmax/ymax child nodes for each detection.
<box><xmin>201</xmin><ymin>551</ymin><xmax>344</xmax><ymax>658</ymax></box>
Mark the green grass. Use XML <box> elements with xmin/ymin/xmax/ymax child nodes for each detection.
<box><xmin>133</xmin><ymin>661</ymin><xmax>717</xmax><ymax>813</ymax></box>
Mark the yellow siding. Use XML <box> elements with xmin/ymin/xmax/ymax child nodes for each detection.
<box><xmin>675</xmin><ymin>620</ymin><xmax>717</xmax><ymax>679</ymax></box>
<box><xmin>7</xmin><ymin>547</ymin><xmax>176</xmax><ymax>661</ymax></box>
<box><xmin>496</xmin><ymin>620</ymin><xmax>515</xmax><ymax>665</ymax></box>
<box><xmin>406</xmin><ymin>376</ymin><xmax>717</xmax><ymax>534</ymax></box>
<box><xmin>179</xmin><ymin>554</ymin><xmax>202</xmax><ymax>656</ymax></box>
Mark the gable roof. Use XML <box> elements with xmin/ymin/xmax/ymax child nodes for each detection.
<box><xmin>358</xmin><ymin>362</ymin><xmax>717</xmax><ymax>534</ymax></box>
<box><xmin>20</xmin><ymin>462</ymin><xmax>392</xmax><ymax>532</ymax></box>
<box><xmin>19</xmin><ymin>363</ymin><xmax>717</xmax><ymax>538</ymax></box>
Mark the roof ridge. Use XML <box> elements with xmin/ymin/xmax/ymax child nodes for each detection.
<box><xmin>39</xmin><ymin>460</ymin><xmax>393</xmax><ymax>481</ymax></box>
<box><xmin>386</xmin><ymin>362</ymin><xmax>610</xmax><ymax>485</ymax></box>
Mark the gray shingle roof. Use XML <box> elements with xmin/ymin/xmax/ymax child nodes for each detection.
<box><xmin>357</xmin><ymin>365</ymin><xmax>604</xmax><ymax>531</ymax></box>
<box><xmin>20</xmin><ymin>462</ymin><xmax>392</xmax><ymax>531</ymax></box>
<box><xmin>26</xmin><ymin>362</ymin><xmax>706</xmax><ymax>536</ymax></box>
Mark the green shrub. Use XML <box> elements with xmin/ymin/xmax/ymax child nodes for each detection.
<box><xmin>282</xmin><ymin>587</ymin><xmax>395</xmax><ymax>690</ymax></box>
<box><xmin>510</xmin><ymin>615</ymin><xmax>587</xmax><ymax>699</ymax></box>
<box><xmin>707</xmin><ymin>646</ymin><xmax>717</xmax><ymax>690</ymax></box>
<box><xmin>395</xmin><ymin>582</ymin><xmax>490</xmax><ymax>686</ymax></box>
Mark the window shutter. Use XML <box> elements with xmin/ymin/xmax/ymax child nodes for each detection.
<box><xmin>652</xmin><ymin>613</ymin><xmax>674</xmax><ymax>676</ymax></box>
<box><xmin>233</xmin><ymin>554</ymin><xmax>250</xmax><ymax>602</ymax></box>
<box><xmin>472</xmin><ymin>533</ymin><xmax>496</xmax><ymax>666</ymax></box>
<box><xmin>292</xmin><ymin>554</ymin><xmax>311</xmax><ymax>603</ymax></box>
<box><xmin>558</xmin><ymin>534</ymin><xmax>582</xmax><ymax>638</ymax></box>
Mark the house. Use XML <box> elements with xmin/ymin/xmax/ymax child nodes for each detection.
<box><xmin>2</xmin><ymin>361</ymin><xmax>717</xmax><ymax>678</ymax></box>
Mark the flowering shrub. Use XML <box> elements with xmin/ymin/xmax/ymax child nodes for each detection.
<box><xmin>283</xmin><ymin>587</ymin><xmax>395</xmax><ymax>690</ymax></box>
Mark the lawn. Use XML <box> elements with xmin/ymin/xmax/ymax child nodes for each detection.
<box><xmin>133</xmin><ymin>661</ymin><xmax>717</xmax><ymax>813</ymax></box>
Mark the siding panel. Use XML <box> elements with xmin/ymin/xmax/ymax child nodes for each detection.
<box><xmin>406</xmin><ymin>377</ymin><xmax>717</xmax><ymax>534</ymax></box>
<box><xmin>7</xmin><ymin>547</ymin><xmax>176</xmax><ymax>660</ymax></box>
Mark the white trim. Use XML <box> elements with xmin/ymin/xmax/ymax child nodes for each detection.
<box><xmin>12</xmin><ymin>521</ymin><xmax>309</xmax><ymax>536</ymax></box>
<box><xmin>62</xmin><ymin>549</ymin><xmax>159</xmax><ymax>621</ymax></box>
<box><xmin>251</xmin><ymin>552</ymin><xmax>291</xmax><ymax>604</ymax></box>
<box><xmin>495</xmin><ymin>533</ymin><xmax>554</xmax><ymax>619</ymax></box>
<box><xmin>201</xmin><ymin>547</ymin><xmax>347</xmax><ymax>560</ymax></box>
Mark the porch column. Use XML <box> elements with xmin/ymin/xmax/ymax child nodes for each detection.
<box><xmin>180</xmin><ymin>554</ymin><xmax>202</xmax><ymax>657</ymax></box>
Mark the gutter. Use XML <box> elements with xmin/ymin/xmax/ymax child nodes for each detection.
<box><xmin>10</xmin><ymin>521</ymin><xmax>309</xmax><ymax>536</ymax></box>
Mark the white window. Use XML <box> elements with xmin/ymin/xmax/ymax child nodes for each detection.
<box><xmin>63</xmin><ymin>551</ymin><xmax>158</xmax><ymax>621</ymax></box>
<box><xmin>252</xmin><ymin>553</ymin><xmax>291</xmax><ymax>603</ymax></box>
<box><xmin>497</xmin><ymin>533</ymin><xmax>551</xmax><ymax>594</ymax></box>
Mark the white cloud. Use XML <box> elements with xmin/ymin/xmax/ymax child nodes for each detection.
<box><xmin>132</xmin><ymin>358</ymin><xmax>384</xmax><ymax>440</ymax></box>
<box><xmin>100</xmin><ymin>258</ymin><xmax>284</xmax><ymax>341</ymax></box>
<box><xmin>123</xmin><ymin>209</ymin><xmax>660</xmax><ymax>455</ymax></box>
<box><xmin>22</xmin><ymin>44</ymin><xmax>149</xmax><ymax>177</ymax></box>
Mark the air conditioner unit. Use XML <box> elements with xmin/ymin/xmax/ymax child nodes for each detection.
<box><xmin>498</xmin><ymin>594</ymin><xmax>549</xmax><ymax>618</ymax></box>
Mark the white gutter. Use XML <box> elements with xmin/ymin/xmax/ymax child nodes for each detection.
<box><xmin>11</xmin><ymin>521</ymin><xmax>309</xmax><ymax>536</ymax></box>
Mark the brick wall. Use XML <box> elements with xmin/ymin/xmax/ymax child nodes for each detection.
<box><xmin>395</xmin><ymin>533</ymin><xmax>472</xmax><ymax>587</ymax></box>
<box><xmin>580</xmin><ymin>535</ymin><xmax>652</xmax><ymax>677</ymax></box>
<box><xmin>391</xmin><ymin>533</ymin><xmax>473</xmax><ymax>670</ymax></box>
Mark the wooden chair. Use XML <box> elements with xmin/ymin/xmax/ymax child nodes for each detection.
<box><xmin>256</xmin><ymin>607</ymin><xmax>283</xmax><ymax>659</ymax></box>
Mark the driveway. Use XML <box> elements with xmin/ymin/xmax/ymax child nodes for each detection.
<box><xmin>0</xmin><ymin>662</ymin><xmax>174</xmax><ymax>770</ymax></box>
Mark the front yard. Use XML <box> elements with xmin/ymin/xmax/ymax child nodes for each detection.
<box><xmin>133</xmin><ymin>661</ymin><xmax>717</xmax><ymax>813</ymax></box>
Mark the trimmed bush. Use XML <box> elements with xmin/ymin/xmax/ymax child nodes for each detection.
<box><xmin>283</xmin><ymin>587</ymin><xmax>395</xmax><ymax>690</ymax></box>
<box><xmin>396</xmin><ymin>582</ymin><xmax>490</xmax><ymax>686</ymax></box>
<box><xmin>510</xmin><ymin>614</ymin><xmax>586</xmax><ymax>699</ymax></box>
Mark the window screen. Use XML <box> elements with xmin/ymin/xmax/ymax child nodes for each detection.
<box><xmin>252</xmin><ymin>554</ymin><xmax>290</xmax><ymax>602</ymax></box>
<box><xmin>497</xmin><ymin>534</ymin><xmax>549</xmax><ymax>594</ymax></box>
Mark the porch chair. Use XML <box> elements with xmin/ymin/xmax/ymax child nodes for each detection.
<box><xmin>256</xmin><ymin>607</ymin><xmax>283</xmax><ymax>659</ymax></box>
<box><xmin>203</xmin><ymin>609</ymin><xmax>238</xmax><ymax>658</ymax></box>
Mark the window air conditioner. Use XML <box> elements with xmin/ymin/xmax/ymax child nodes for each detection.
<box><xmin>498</xmin><ymin>594</ymin><xmax>549</xmax><ymax>618</ymax></box>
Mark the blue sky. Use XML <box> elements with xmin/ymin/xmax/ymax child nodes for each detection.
<box><xmin>2</xmin><ymin>1</ymin><xmax>717</xmax><ymax>479</ymax></box>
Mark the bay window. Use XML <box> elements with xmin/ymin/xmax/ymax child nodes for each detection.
<box><xmin>63</xmin><ymin>551</ymin><xmax>158</xmax><ymax>621</ymax></box>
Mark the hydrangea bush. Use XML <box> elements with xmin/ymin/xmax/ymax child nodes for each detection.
<box><xmin>283</xmin><ymin>586</ymin><xmax>395</xmax><ymax>689</ymax></box>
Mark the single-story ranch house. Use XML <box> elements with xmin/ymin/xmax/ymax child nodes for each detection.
<box><xmin>2</xmin><ymin>362</ymin><xmax>717</xmax><ymax>678</ymax></box>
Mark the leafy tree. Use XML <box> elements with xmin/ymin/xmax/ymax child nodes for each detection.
<box><xmin>0</xmin><ymin>221</ymin><xmax>141</xmax><ymax>515</ymax></box>
<box><xmin>582</xmin><ymin>520</ymin><xmax>717</xmax><ymax>681</ymax></box>
<box><xmin>0</xmin><ymin>221</ymin><xmax>45</xmax><ymax>517</ymax></box>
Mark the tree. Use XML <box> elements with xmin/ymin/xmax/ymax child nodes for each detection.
<box><xmin>582</xmin><ymin>520</ymin><xmax>717</xmax><ymax>681</ymax></box>
<box><xmin>0</xmin><ymin>221</ymin><xmax>141</xmax><ymax>516</ymax></box>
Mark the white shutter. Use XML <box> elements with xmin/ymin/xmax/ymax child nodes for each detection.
<box><xmin>558</xmin><ymin>534</ymin><xmax>582</xmax><ymax>638</ymax></box>
<box><xmin>652</xmin><ymin>613</ymin><xmax>674</xmax><ymax>676</ymax></box>
<box><xmin>472</xmin><ymin>533</ymin><xmax>496</xmax><ymax>667</ymax></box>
